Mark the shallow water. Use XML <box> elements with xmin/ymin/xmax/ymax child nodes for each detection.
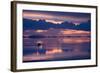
<box><xmin>23</xmin><ymin>36</ymin><xmax>91</xmax><ymax>62</ymax></box>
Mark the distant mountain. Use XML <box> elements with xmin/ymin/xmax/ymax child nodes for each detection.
<box><xmin>59</xmin><ymin>21</ymin><xmax>76</xmax><ymax>29</ymax></box>
<box><xmin>23</xmin><ymin>18</ymin><xmax>91</xmax><ymax>31</ymax></box>
<box><xmin>76</xmin><ymin>20</ymin><xmax>91</xmax><ymax>31</ymax></box>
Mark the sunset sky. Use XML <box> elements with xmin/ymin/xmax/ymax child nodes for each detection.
<box><xmin>23</xmin><ymin>10</ymin><xmax>91</xmax><ymax>62</ymax></box>
<box><xmin>23</xmin><ymin>10</ymin><xmax>91</xmax><ymax>25</ymax></box>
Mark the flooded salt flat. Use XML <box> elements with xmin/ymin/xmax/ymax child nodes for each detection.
<box><xmin>23</xmin><ymin>36</ymin><xmax>91</xmax><ymax>62</ymax></box>
<box><xmin>22</xmin><ymin>10</ymin><xmax>91</xmax><ymax>62</ymax></box>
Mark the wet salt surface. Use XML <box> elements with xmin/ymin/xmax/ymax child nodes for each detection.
<box><xmin>23</xmin><ymin>29</ymin><xmax>91</xmax><ymax>62</ymax></box>
<box><xmin>23</xmin><ymin>40</ymin><xmax>91</xmax><ymax>62</ymax></box>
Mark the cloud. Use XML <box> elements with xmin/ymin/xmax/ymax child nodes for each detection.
<box><xmin>23</xmin><ymin>10</ymin><xmax>90</xmax><ymax>24</ymax></box>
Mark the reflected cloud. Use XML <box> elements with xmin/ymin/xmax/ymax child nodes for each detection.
<box><xmin>23</xmin><ymin>47</ymin><xmax>90</xmax><ymax>62</ymax></box>
<box><xmin>46</xmin><ymin>48</ymin><xmax>63</xmax><ymax>54</ymax></box>
<box><xmin>62</xmin><ymin>37</ymin><xmax>90</xmax><ymax>43</ymax></box>
<box><xmin>23</xmin><ymin>29</ymin><xmax>90</xmax><ymax>36</ymax></box>
<box><xmin>61</xmin><ymin>29</ymin><xmax>90</xmax><ymax>36</ymax></box>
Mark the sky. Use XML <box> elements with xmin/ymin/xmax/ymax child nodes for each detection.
<box><xmin>23</xmin><ymin>10</ymin><xmax>91</xmax><ymax>25</ymax></box>
<box><xmin>23</xmin><ymin>10</ymin><xmax>91</xmax><ymax>62</ymax></box>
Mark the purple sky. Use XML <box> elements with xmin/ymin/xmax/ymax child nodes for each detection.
<box><xmin>23</xmin><ymin>10</ymin><xmax>91</xmax><ymax>25</ymax></box>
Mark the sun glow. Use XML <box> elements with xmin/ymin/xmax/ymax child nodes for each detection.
<box><xmin>45</xmin><ymin>20</ymin><xmax>63</xmax><ymax>24</ymax></box>
<box><xmin>46</xmin><ymin>48</ymin><xmax>63</xmax><ymax>54</ymax></box>
<box><xmin>36</xmin><ymin>30</ymin><xmax>47</xmax><ymax>33</ymax></box>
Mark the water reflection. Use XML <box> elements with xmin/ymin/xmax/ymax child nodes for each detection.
<box><xmin>23</xmin><ymin>29</ymin><xmax>91</xmax><ymax>62</ymax></box>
